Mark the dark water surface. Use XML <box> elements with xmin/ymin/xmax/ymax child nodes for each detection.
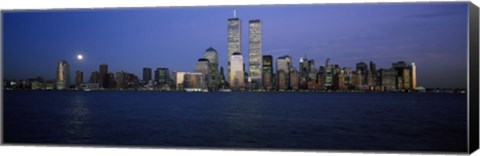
<box><xmin>3</xmin><ymin>91</ymin><xmax>467</xmax><ymax>152</ymax></box>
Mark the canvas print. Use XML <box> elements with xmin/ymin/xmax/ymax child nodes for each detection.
<box><xmin>2</xmin><ymin>2</ymin><xmax>475</xmax><ymax>153</ymax></box>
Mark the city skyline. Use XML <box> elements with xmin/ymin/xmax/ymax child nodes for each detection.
<box><xmin>3</xmin><ymin>2</ymin><xmax>469</xmax><ymax>88</ymax></box>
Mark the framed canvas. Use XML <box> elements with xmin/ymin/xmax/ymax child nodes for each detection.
<box><xmin>1</xmin><ymin>0</ymin><xmax>479</xmax><ymax>155</ymax></box>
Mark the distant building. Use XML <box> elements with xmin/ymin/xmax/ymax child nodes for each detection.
<box><xmin>143</xmin><ymin>67</ymin><xmax>152</xmax><ymax>82</ymax></box>
<box><xmin>277</xmin><ymin>70</ymin><xmax>288</xmax><ymax>90</ymax></box>
<box><xmin>230</xmin><ymin>52</ymin><xmax>244</xmax><ymax>90</ymax></box>
<box><xmin>324</xmin><ymin>58</ymin><xmax>333</xmax><ymax>89</ymax></box>
<box><xmin>195</xmin><ymin>58</ymin><xmax>210</xmax><ymax>89</ymax></box>
<box><xmin>228</xmin><ymin>15</ymin><xmax>242</xmax><ymax>83</ymax></box>
<box><xmin>89</xmin><ymin>71</ymin><xmax>99</xmax><ymax>83</ymax></box>
<box><xmin>204</xmin><ymin>47</ymin><xmax>220</xmax><ymax>90</ymax></box>
<box><xmin>276</xmin><ymin>55</ymin><xmax>292</xmax><ymax>88</ymax></box>
<box><xmin>248</xmin><ymin>19</ymin><xmax>262</xmax><ymax>88</ymax></box>
<box><xmin>380</xmin><ymin>68</ymin><xmax>397</xmax><ymax>91</ymax></box>
<box><xmin>176</xmin><ymin>72</ymin><xmax>187</xmax><ymax>90</ymax></box>
<box><xmin>290</xmin><ymin>68</ymin><xmax>299</xmax><ymax>90</ymax></box>
<box><xmin>154</xmin><ymin>67</ymin><xmax>170</xmax><ymax>85</ymax></box>
<box><xmin>262</xmin><ymin>55</ymin><xmax>273</xmax><ymax>90</ymax></box>
<box><xmin>183</xmin><ymin>72</ymin><xmax>206</xmax><ymax>90</ymax></box>
<box><xmin>56</xmin><ymin>60</ymin><xmax>70</xmax><ymax>90</ymax></box>
<box><xmin>411</xmin><ymin>62</ymin><xmax>417</xmax><ymax>89</ymax></box>
<box><xmin>75</xmin><ymin>70</ymin><xmax>83</xmax><ymax>89</ymax></box>
<box><xmin>356</xmin><ymin>62</ymin><xmax>368</xmax><ymax>85</ymax></box>
<box><xmin>107</xmin><ymin>72</ymin><xmax>116</xmax><ymax>89</ymax></box>
<box><xmin>99</xmin><ymin>64</ymin><xmax>108</xmax><ymax>88</ymax></box>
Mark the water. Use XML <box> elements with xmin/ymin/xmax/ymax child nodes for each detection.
<box><xmin>3</xmin><ymin>91</ymin><xmax>467</xmax><ymax>152</ymax></box>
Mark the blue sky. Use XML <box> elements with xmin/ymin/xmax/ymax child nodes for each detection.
<box><xmin>3</xmin><ymin>2</ymin><xmax>469</xmax><ymax>88</ymax></box>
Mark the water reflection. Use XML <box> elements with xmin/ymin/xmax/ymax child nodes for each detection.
<box><xmin>63</xmin><ymin>92</ymin><xmax>92</xmax><ymax>143</ymax></box>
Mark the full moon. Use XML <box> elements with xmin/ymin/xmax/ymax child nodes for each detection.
<box><xmin>77</xmin><ymin>54</ymin><xmax>83</xmax><ymax>60</ymax></box>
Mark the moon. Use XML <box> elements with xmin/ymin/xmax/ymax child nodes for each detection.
<box><xmin>77</xmin><ymin>54</ymin><xmax>83</xmax><ymax>60</ymax></box>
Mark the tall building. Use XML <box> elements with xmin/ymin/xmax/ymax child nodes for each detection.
<box><xmin>411</xmin><ymin>62</ymin><xmax>417</xmax><ymax>89</ymax></box>
<box><xmin>262</xmin><ymin>55</ymin><xmax>273</xmax><ymax>90</ymax></box>
<box><xmin>203</xmin><ymin>47</ymin><xmax>219</xmax><ymax>90</ymax></box>
<box><xmin>143</xmin><ymin>67</ymin><xmax>152</xmax><ymax>82</ymax></box>
<box><xmin>276</xmin><ymin>55</ymin><xmax>292</xmax><ymax>88</ymax></box>
<box><xmin>227</xmin><ymin>11</ymin><xmax>242</xmax><ymax>83</ymax></box>
<box><xmin>248</xmin><ymin>19</ymin><xmax>262</xmax><ymax>88</ymax></box>
<box><xmin>107</xmin><ymin>72</ymin><xmax>116</xmax><ymax>89</ymax></box>
<box><xmin>75</xmin><ymin>70</ymin><xmax>83</xmax><ymax>89</ymax></box>
<box><xmin>90</xmin><ymin>71</ymin><xmax>99</xmax><ymax>83</ymax></box>
<box><xmin>356</xmin><ymin>62</ymin><xmax>368</xmax><ymax>85</ymax></box>
<box><xmin>175</xmin><ymin>72</ymin><xmax>187</xmax><ymax>90</ymax></box>
<box><xmin>56</xmin><ymin>60</ymin><xmax>70</xmax><ymax>90</ymax></box>
<box><xmin>290</xmin><ymin>68</ymin><xmax>299</xmax><ymax>90</ymax></box>
<box><xmin>195</xmin><ymin>58</ymin><xmax>210</xmax><ymax>89</ymax></box>
<box><xmin>230</xmin><ymin>52</ymin><xmax>244</xmax><ymax>90</ymax></box>
<box><xmin>324</xmin><ymin>58</ymin><xmax>333</xmax><ymax>89</ymax></box>
<box><xmin>99</xmin><ymin>64</ymin><xmax>108</xmax><ymax>89</ymax></box>
<box><xmin>381</xmin><ymin>68</ymin><xmax>397</xmax><ymax>91</ymax></box>
<box><xmin>155</xmin><ymin>67</ymin><xmax>171</xmax><ymax>85</ymax></box>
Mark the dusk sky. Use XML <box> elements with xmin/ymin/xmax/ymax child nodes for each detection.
<box><xmin>3</xmin><ymin>2</ymin><xmax>468</xmax><ymax>88</ymax></box>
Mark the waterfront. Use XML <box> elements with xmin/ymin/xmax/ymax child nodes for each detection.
<box><xmin>3</xmin><ymin>91</ymin><xmax>467</xmax><ymax>152</ymax></box>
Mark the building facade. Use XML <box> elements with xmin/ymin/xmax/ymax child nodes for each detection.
<box><xmin>230</xmin><ymin>52</ymin><xmax>244</xmax><ymax>90</ymax></box>
<box><xmin>227</xmin><ymin>17</ymin><xmax>241</xmax><ymax>83</ymax></box>
<box><xmin>248</xmin><ymin>19</ymin><xmax>263</xmax><ymax>88</ymax></box>
<box><xmin>99</xmin><ymin>64</ymin><xmax>108</xmax><ymax>89</ymax></box>
<box><xmin>143</xmin><ymin>67</ymin><xmax>152</xmax><ymax>83</ymax></box>
<box><xmin>56</xmin><ymin>60</ymin><xmax>70</xmax><ymax>90</ymax></box>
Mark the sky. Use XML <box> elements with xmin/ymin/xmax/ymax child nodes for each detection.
<box><xmin>3</xmin><ymin>2</ymin><xmax>469</xmax><ymax>88</ymax></box>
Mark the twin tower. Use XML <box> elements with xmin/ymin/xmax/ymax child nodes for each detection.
<box><xmin>227</xmin><ymin>10</ymin><xmax>262</xmax><ymax>90</ymax></box>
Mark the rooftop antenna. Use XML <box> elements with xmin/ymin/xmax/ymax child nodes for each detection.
<box><xmin>234</xmin><ymin>8</ymin><xmax>237</xmax><ymax>18</ymax></box>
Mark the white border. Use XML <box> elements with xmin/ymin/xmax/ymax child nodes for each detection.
<box><xmin>1</xmin><ymin>0</ymin><xmax>479</xmax><ymax>156</ymax></box>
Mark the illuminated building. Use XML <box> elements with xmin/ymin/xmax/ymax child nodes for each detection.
<box><xmin>230</xmin><ymin>52</ymin><xmax>244</xmax><ymax>90</ymax></box>
<box><xmin>56</xmin><ymin>60</ymin><xmax>70</xmax><ymax>90</ymax></box>
<box><xmin>75</xmin><ymin>70</ymin><xmax>83</xmax><ymax>89</ymax></box>
<box><xmin>227</xmin><ymin>10</ymin><xmax>241</xmax><ymax>82</ymax></box>
<box><xmin>248</xmin><ymin>19</ymin><xmax>263</xmax><ymax>88</ymax></box>
<box><xmin>262</xmin><ymin>55</ymin><xmax>273</xmax><ymax>90</ymax></box>
<box><xmin>204</xmin><ymin>47</ymin><xmax>220</xmax><ymax>90</ymax></box>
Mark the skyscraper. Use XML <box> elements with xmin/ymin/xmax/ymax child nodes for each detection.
<box><xmin>411</xmin><ymin>62</ymin><xmax>417</xmax><ymax>89</ymax></box>
<box><xmin>204</xmin><ymin>47</ymin><xmax>219</xmax><ymax>90</ymax></box>
<box><xmin>155</xmin><ymin>67</ymin><xmax>171</xmax><ymax>85</ymax></box>
<box><xmin>90</xmin><ymin>71</ymin><xmax>99</xmax><ymax>83</ymax></box>
<box><xmin>195</xmin><ymin>58</ymin><xmax>210</xmax><ymax>89</ymax></box>
<box><xmin>227</xmin><ymin>11</ymin><xmax>241</xmax><ymax>83</ymax></box>
<box><xmin>56</xmin><ymin>60</ymin><xmax>70</xmax><ymax>90</ymax></box>
<box><xmin>277</xmin><ymin>55</ymin><xmax>292</xmax><ymax>89</ymax></box>
<box><xmin>248</xmin><ymin>19</ymin><xmax>262</xmax><ymax>88</ymax></box>
<box><xmin>143</xmin><ymin>67</ymin><xmax>152</xmax><ymax>83</ymax></box>
<box><xmin>230</xmin><ymin>52</ymin><xmax>244</xmax><ymax>90</ymax></box>
<box><xmin>99</xmin><ymin>64</ymin><xmax>108</xmax><ymax>89</ymax></box>
<box><xmin>75</xmin><ymin>70</ymin><xmax>83</xmax><ymax>89</ymax></box>
<box><xmin>262</xmin><ymin>55</ymin><xmax>273</xmax><ymax>90</ymax></box>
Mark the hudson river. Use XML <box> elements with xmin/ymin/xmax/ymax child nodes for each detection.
<box><xmin>3</xmin><ymin>91</ymin><xmax>467</xmax><ymax>152</ymax></box>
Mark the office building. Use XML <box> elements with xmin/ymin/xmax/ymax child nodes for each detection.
<box><xmin>99</xmin><ymin>64</ymin><xmax>108</xmax><ymax>88</ymax></box>
<box><xmin>411</xmin><ymin>62</ymin><xmax>417</xmax><ymax>89</ymax></box>
<box><xmin>155</xmin><ymin>67</ymin><xmax>171</xmax><ymax>85</ymax></box>
<box><xmin>75</xmin><ymin>70</ymin><xmax>83</xmax><ymax>89</ymax></box>
<box><xmin>143</xmin><ymin>67</ymin><xmax>152</xmax><ymax>82</ymax></box>
<box><xmin>230</xmin><ymin>52</ymin><xmax>244</xmax><ymax>90</ymax></box>
<box><xmin>90</xmin><ymin>71</ymin><xmax>99</xmax><ymax>83</ymax></box>
<box><xmin>183</xmin><ymin>72</ymin><xmax>206</xmax><ymax>90</ymax></box>
<box><xmin>56</xmin><ymin>60</ymin><xmax>70</xmax><ymax>90</ymax></box>
<box><xmin>262</xmin><ymin>55</ymin><xmax>273</xmax><ymax>90</ymax></box>
<box><xmin>227</xmin><ymin>12</ymin><xmax>241</xmax><ymax>82</ymax></box>
<box><xmin>249</xmin><ymin>19</ymin><xmax>263</xmax><ymax>88</ymax></box>
<box><xmin>204</xmin><ymin>47</ymin><xmax>220</xmax><ymax>90</ymax></box>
